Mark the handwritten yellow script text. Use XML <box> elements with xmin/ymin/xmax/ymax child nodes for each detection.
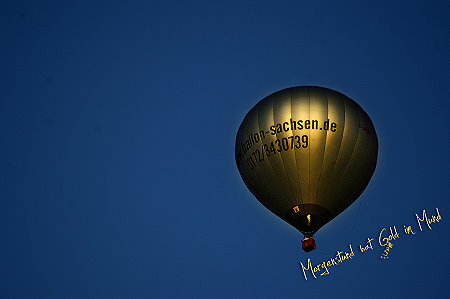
<box><xmin>416</xmin><ymin>208</ymin><xmax>442</xmax><ymax>231</ymax></box>
<box><xmin>299</xmin><ymin>245</ymin><xmax>355</xmax><ymax>280</ymax></box>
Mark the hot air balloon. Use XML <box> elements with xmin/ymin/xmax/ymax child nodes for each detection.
<box><xmin>235</xmin><ymin>86</ymin><xmax>378</xmax><ymax>252</ymax></box>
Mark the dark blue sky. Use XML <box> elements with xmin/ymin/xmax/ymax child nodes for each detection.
<box><xmin>1</xmin><ymin>1</ymin><xmax>449</xmax><ymax>298</ymax></box>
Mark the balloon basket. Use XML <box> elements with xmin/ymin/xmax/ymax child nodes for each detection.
<box><xmin>302</xmin><ymin>236</ymin><xmax>316</xmax><ymax>252</ymax></box>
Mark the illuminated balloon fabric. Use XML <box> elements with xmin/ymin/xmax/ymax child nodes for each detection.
<box><xmin>235</xmin><ymin>86</ymin><xmax>378</xmax><ymax>242</ymax></box>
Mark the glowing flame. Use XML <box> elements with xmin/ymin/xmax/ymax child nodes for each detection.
<box><xmin>307</xmin><ymin>214</ymin><xmax>311</xmax><ymax>226</ymax></box>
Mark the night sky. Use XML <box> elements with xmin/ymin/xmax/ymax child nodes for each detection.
<box><xmin>1</xmin><ymin>1</ymin><xmax>449</xmax><ymax>298</ymax></box>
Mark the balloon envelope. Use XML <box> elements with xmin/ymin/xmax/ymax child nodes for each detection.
<box><xmin>235</xmin><ymin>86</ymin><xmax>378</xmax><ymax>240</ymax></box>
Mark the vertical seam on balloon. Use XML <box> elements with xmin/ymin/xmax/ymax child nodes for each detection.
<box><xmin>256</xmin><ymin>96</ymin><xmax>289</xmax><ymax>216</ymax></box>
<box><xmin>254</xmin><ymin>103</ymin><xmax>276</xmax><ymax>211</ymax></box>
<box><xmin>307</xmin><ymin>87</ymin><xmax>311</xmax><ymax>212</ymax></box>
<box><xmin>316</xmin><ymin>89</ymin><xmax>329</xmax><ymax>210</ymax></box>
<box><xmin>290</xmin><ymin>88</ymin><xmax>302</xmax><ymax>205</ymax></box>
<box><xmin>337</xmin><ymin>105</ymin><xmax>363</xmax><ymax>197</ymax></box>
<box><xmin>238</xmin><ymin>112</ymin><xmax>265</xmax><ymax>206</ymax></box>
<box><xmin>322</xmin><ymin>92</ymin><xmax>346</xmax><ymax>214</ymax></box>
<box><xmin>273</xmin><ymin>90</ymin><xmax>297</xmax><ymax>207</ymax></box>
<box><xmin>331</xmin><ymin>100</ymin><xmax>361</xmax><ymax>212</ymax></box>
<box><xmin>338</xmin><ymin>108</ymin><xmax>363</xmax><ymax>210</ymax></box>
